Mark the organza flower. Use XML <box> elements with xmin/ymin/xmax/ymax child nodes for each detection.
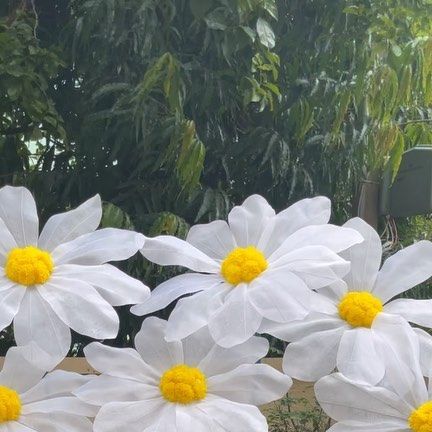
<box><xmin>74</xmin><ymin>317</ymin><xmax>291</xmax><ymax>432</ymax></box>
<box><xmin>0</xmin><ymin>186</ymin><xmax>149</xmax><ymax>365</ymax></box>
<box><xmin>261</xmin><ymin>217</ymin><xmax>432</xmax><ymax>384</ymax></box>
<box><xmin>315</xmin><ymin>316</ymin><xmax>432</xmax><ymax>432</ymax></box>
<box><xmin>132</xmin><ymin>194</ymin><xmax>363</xmax><ymax>347</ymax></box>
<box><xmin>0</xmin><ymin>344</ymin><xmax>96</xmax><ymax>431</ymax></box>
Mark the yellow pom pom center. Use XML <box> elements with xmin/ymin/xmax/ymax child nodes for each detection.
<box><xmin>338</xmin><ymin>291</ymin><xmax>383</xmax><ymax>328</ymax></box>
<box><xmin>5</xmin><ymin>246</ymin><xmax>54</xmax><ymax>286</ymax></box>
<box><xmin>0</xmin><ymin>386</ymin><xmax>21</xmax><ymax>423</ymax></box>
<box><xmin>409</xmin><ymin>401</ymin><xmax>432</xmax><ymax>432</ymax></box>
<box><xmin>221</xmin><ymin>246</ymin><xmax>268</xmax><ymax>285</ymax></box>
<box><xmin>159</xmin><ymin>364</ymin><xmax>207</xmax><ymax>404</ymax></box>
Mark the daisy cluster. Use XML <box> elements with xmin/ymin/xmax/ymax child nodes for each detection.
<box><xmin>0</xmin><ymin>186</ymin><xmax>431</xmax><ymax>432</ymax></box>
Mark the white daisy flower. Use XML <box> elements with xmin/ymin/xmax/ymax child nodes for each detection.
<box><xmin>74</xmin><ymin>316</ymin><xmax>292</xmax><ymax>432</ymax></box>
<box><xmin>261</xmin><ymin>217</ymin><xmax>432</xmax><ymax>384</ymax></box>
<box><xmin>315</xmin><ymin>315</ymin><xmax>432</xmax><ymax>432</ymax></box>
<box><xmin>0</xmin><ymin>186</ymin><xmax>149</xmax><ymax>366</ymax></box>
<box><xmin>132</xmin><ymin>194</ymin><xmax>363</xmax><ymax>347</ymax></box>
<box><xmin>0</xmin><ymin>344</ymin><xmax>97</xmax><ymax>431</ymax></box>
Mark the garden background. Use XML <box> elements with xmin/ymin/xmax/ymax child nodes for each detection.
<box><xmin>1</xmin><ymin>0</ymin><xmax>432</xmax><ymax>362</ymax></box>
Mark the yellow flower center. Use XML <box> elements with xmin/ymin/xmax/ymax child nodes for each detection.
<box><xmin>0</xmin><ymin>386</ymin><xmax>21</xmax><ymax>423</ymax></box>
<box><xmin>5</xmin><ymin>246</ymin><xmax>54</xmax><ymax>286</ymax></box>
<box><xmin>221</xmin><ymin>246</ymin><xmax>268</xmax><ymax>285</ymax></box>
<box><xmin>409</xmin><ymin>401</ymin><xmax>432</xmax><ymax>432</ymax></box>
<box><xmin>159</xmin><ymin>364</ymin><xmax>207</xmax><ymax>404</ymax></box>
<box><xmin>338</xmin><ymin>291</ymin><xmax>383</xmax><ymax>328</ymax></box>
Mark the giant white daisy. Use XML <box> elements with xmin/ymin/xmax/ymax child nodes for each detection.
<box><xmin>0</xmin><ymin>344</ymin><xmax>96</xmax><ymax>431</ymax></box>
<box><xmin>0</xmin><ymin>186</ymin><xmax>149</xmax><ymax>365</ymax></box>
<box><xmin>132</xmin><ymin>194</ymin><xmax>363</xmax><ymax>347</ymax></box>
<box><xmin>74</xmin><ymin>316</ymin><xmax>291</xmax><ymax>432</ymax></box>
<box><xmin>262</xmin><ymin>217</ymin><xmax>432</xmax><ymax>384</ymax></box>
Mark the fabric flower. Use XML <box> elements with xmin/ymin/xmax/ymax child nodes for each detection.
<box><xmin>0</xmin><ymin>185</ymin><xmax>149</xmax><ymax>365</ymax></box>
<box><xmin>0</xmin><ymin>344</ymin><xmax>96</xmax><ymax>431</ymax></box>
<box><xmin>74</xmin><ymin>316</ymin><xmax>291</xmax><ymax>432</ymax></box>
<box><xmin>132</xmin><ymin>194</ymin><xmax>363</xmax><ymax>347</ymax></box>
<box><xmin>261</xmin><ymin>217</ymin><xmax>432</xmax><ymax>384</ymax></box>
<box><xmin>315</xmin><ymin>316</ymin><xmax>432</xmax><ymax>432</ymax></box>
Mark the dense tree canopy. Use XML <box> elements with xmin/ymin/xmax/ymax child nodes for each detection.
<box><xmin>1</xmin><ymin>0</ymin><xmax>432</xmax><ymax>352</ymax></box>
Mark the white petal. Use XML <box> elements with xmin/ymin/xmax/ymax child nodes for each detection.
<box><xmin>84</xmin><ymin>342</ymin><xmax>158</xmax><ymax>383</ymax></box>
<box><xmin>198</xmin><ymin>396</ymin><xmax>267</xmax><ymax>432</ymax></box>
<box><xmin>269</xmin><ymin>224</ymin><xmax>363</xmax><ymax>262</ymax></box>
<box><xmin>373</xmin><ymin>241</ymin><xmax>432</xmax><ymax>302</ymax></box>
<box><xmin>134</xmin><ymin>317</ymin><xmax>183</xmax><ymax>373</ymax></box>
<box><xmin>0</xmin><ymin>285</ymin><xmax>25</xmax><ymax>330</ymax></box>
<box><xmin>0</xmin><ymin>186</ymin><xmax>39</xmax><ymax>247</ymax></box>
<box><xmin>248</xmin><ymin>270</ymin><xmax>311</xmax><ymax>323</ymax></box>
<box><xmin>337</xmin><ymin>328</ymin><xmax>385</xmax><ymax>385</ymax></box>
<box><xmin>1</xmin><ymin>422</ymin><xmax>34</xmax><ymax>432</ymax></box>
<box><xmin>208</xmin><ymin>364</ymin><xmax>291</xmax><ymax>405</ymax></box>
<box><xmin>260</xmin><ymin>311</ymin><xmax>342</xmax><ymax>342</ymax></box>
<box><xmin>140</xmin><ymin>235</ymin><xmax>219</xmax><ymax>273</ymax></box>
<box><xmin>93</xmin><ymin>401</ymin><xmax>170</xmax><ymax>432</ymax></box>
<box><xmin>14</xmin><ymin>289</ymin><xmax>71</xmax><ymax>368</ymax></box>
<box><xmin>131</xmin><ymin>273</ymin><xmax>222</xmax><ymax>316</ymax></box>
<box><xmin>314</xmin><ymin>373</ymin><xmax>412</xmax><ymax>422</ymax></box>
<box><xmin>0</xmin><ymin>346</ymin><xmax>45</xmax><ymax>394</ymax></box>
<box><xmin>175</xmin><ymin>405</ymin><xmax>218</xmax><ymax>431</ymax></box>
<box><xmin>74</xmin><ymin>375</ymin><xmax>158</xmax><ymax>405</ymax></box>
<box><xmin>327</xmin><ymin>420</ymin><xmax>409</xmax><ymax>432</ymax></box>
<box><xmin>283</xmin><ymin>326</ymin><xmax>345</xmax><ymax>381</ymax></box>
<box><xmin>38</xmin><ymin>195</ymin><xmax>102</xmax><ymax>251</ymax></box>
<box><xmin>52</xmin><ymin>228</ymin><xmax>144</xmax><ymax>265</ymax></box>
<box><xmin>198</xmin><ymin>336</ymin><xmax>269</xmax><ymax>376</ymax></box>
<box><xmin>165</xmin><ymin>284</ymin><xmax>227</xmax><ymax>342</ymax></box>
<box><xmin>208</xmin><ymin>284</ymin><xmax>262</xmax><ymax>348</ymax></box>
<box><xmin>258</xmin><ymin>196</ymin><xmax>331</xmax><ymax>256</ymax></box>
<box><xmin>22</xmin><ymin>396</ymin><xmax>96</xmax><ymax>417</ymax></box>
<box><xmin>55</xmin><ymin>264</ymin><xmax>150</xmax><ymax>306</ymax></box>
<box><xmin>270</xmin><ymin>245</ymin><xmax>350</xmax><ymax>289</ymax></box>
<box><xmin>0</xmin><ymin>218</ymin><xmax>17</xmax><ymax>265</ymax></box>
<box><xmin>38</xmin><ymin>276</ymin><xmax>119</xmax><ymax>339</ymax></box>
<box><xmin>20</xmin><ymin>413</ymin><xmax>93</xmax><ymax>432</ymax></box>
<box><xmin>228</xmin><ymin>195</ymin><xmax>275</xmax><ymax>247</ymax></box>
<box><xmin>384</xmin><ymin>299</ymin><xmax>432</xmax><ymax>327</ymax></box>
<box><xmin>413</xmin><ymin>328</ymin><xmax>432</xmax><ymax>379</ymax></box>
<box><xmin>186</xmin><ymin>220</ymin><xmax>236</xmax><ymax>260</ymax></box>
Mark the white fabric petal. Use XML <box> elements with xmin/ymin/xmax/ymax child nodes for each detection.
<box><xmin>208</xmin><ymin>284</ymin><xmax>262</xmax><ymax>348</ymax></box>
<box><xmin>38</xmin><ymin>276</ymin><xmax>119</xmax><ymax>339</ymax></box>
<box><xmin>373</xmin><ymin>241</ymin><xmax>432</xmax><ymax>302</ymax></box>
<box><xmin>165</xmin><ymin>284</ymin><xmax>227</xmax><ymax>342</ymax></box>
<box><xmin>258</xmin><ymin>196</ymin><xmax>331</xmax><ymax>256</ymax></box>
<box><xmin>84</xmin><ymin>342</ymin><xmax>158</xmax><ymax>383</ymax></box>
<box><xmin>38</xmin><ymin>195</ymin><xmax>102</xmax><ymax>251</ymax></box>
<box><xmin>314</xmin><ymin>373</ymin><xmax>412</xmax><ymax>422</ymax></box>
<box><xmin>52</xmin><ymin>228</ymin><xmax>144</xmax><ymax>266</ymax></box>
<box><xmin>0</xmin><ymin>285</ymin><xmax>25</xmax><ymax>331</ymax></box>
<box><xmin>269</xmin><ymin>224</ymin><xmax>363</xmax><ymax>262</ymax></box>
<box><xmin>186</xmin><ymin>220</ymin><xmax>237</xmax><ymax>260</ymax></box>
<box><xmin>0</xmin><ymin>186</ymin><xmax>39</xmax><ymax>247</ymax></box>
<box><xmin>93</xmin><ymin>400</ymin><xmax>171</xmax><ymax>432</ymax></box>
<box><xmin>327</xmin><ymin>420</ymin><xmax>409</xmax><ymax>432</ymax></box>
<box><xmin>22</xmin><ymin>396</ymin><xmax>96</xmax><ymax>417</ymax></box>
<box><xmin>198</xmin><ymin>396</ymin><xmax>267</xmax><ymax>432</ymax></box>
<box><xmin>20</xmin><ymin>413</ymin><xmax>93</xmax><ymax>432</ymax></box>
<box><xmin>413</xmin><ymin>328</ymin><xmax>432</xmax><ymax>379</ymax></box>
<box><xmin>1</xmin><ymin>422</ymin><xmax>34</xmax><ymax>432</ymax></box>
<box><xmin>73</xmin><ymin>375</ymin><xmax>158</xmax><ymax>405</ymax></box>
<box><xmin>198</xmin><ymin>336</ymin><xmax>269</xmax><ymax>377</ymax></box>
<box><xmin>0</xmin><ymin>345</ymin><xmax>45</xmax><ymax>394</ymax></box>
<box><xmin>175</xmin><ymin>405</ymin><xmax>219</xmax><ymax>431</ymax></box>
<box><xmin>0</xmin><ymin>218</ymin><xmax>17</xmax><ymax>265</ymax></box>
<box><xmin>134</xmin><ymin>317</ymin><xmax>183</xmax><ymax>372</ymax></box>
<box><xmin>248</xmin><ymin>270</ymin><xmax>311</xmax><ymax>323</ymax></box>
<box><xmin>341</xmin><ymin>217</ymin><xmax>382</xmax><ymax>291</ymax></box>
<box><xmin>131</xmin><ymin>273</ymin><xmax>222</xmax><ymax>316</ymax></box>
<box><xmin>384</xmin><ymin>299</ymin><xmax>432</xmax><ymax>327</ymax></box>
<box><xmin>283</xmin><ymin>326</ymin><xmax>345</xmax><ymax>381</ymax></box>
<box><xmin>140</xmin><ymin>235</ymin><xmax>219</xmax><ymax>273</ymax></box>
<box><xmin>208</xmin><ymin>364</ymin><xmax>291</xmax><ymax>405</ymax></box>
<box><xmin>14</xmin><ymin>289</ymin><xmax>71</xmax><ymax>368</ymax></box>
<box><xmin>55</xmin><ymin>263</ymin><xmax>149</xmax><ymax>306</ymax></box>
<box><xmin>337</xmin><ymin>328</ymin><xmax>385</xmax><ymax>385</ymax></box>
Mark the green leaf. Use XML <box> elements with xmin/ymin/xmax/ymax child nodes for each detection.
<box><xmin>205</xmin><ymin>8</ymin><xmax>228</xmax><ymax>31</ymax></box>
<box><xmin>256</xmin><ymin>17</ymin><xmax>275</xmax><ymax>49</ymax></box>
<box><xmin>190</xmin><ymin>0</ymin><xmax>213</xmax><ymax>19</ymax></box>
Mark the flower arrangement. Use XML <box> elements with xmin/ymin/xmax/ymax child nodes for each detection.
<box><xmin>0</xmin><ymin>185</ymin><xmax>431</xmax><ymax>431</ymax></box>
